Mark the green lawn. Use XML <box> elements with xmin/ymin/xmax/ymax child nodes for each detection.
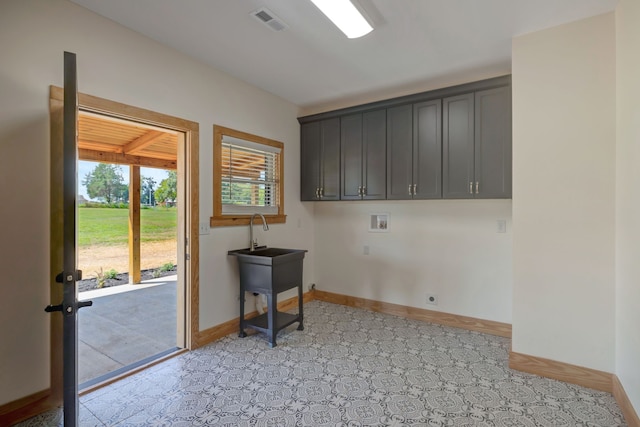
<box><xmin>78</xmin><ymin>207</ymin><xmax>177</xmax><ymax>247</ymax></box>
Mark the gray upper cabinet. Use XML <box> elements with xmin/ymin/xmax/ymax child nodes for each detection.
<box><xmin>341</xmin><ymin>114</ymin><xmax>363</xmax><ymax>200</ymax></box>
<box><xmin>475</xmin><ymin>86</ymin><xmax>512</xmax><ymax>198</ymax></box>
<box><xmin>386</xmin><ymin>104</ymin><xmax>413</xmax><ymax>200</ymax></box>
<box><xmin>341</xmin><ymin>110</ymin><xmax>386</xmax><ymax>200</ymax></box>
<box><xmin>300</xmin><ymin>118</ymin><xmax>340</xmax><ymax>201</ymax></box>
<box><xmin>300</xmin><ymin>121</ymin><xmax>321</xmax><ymax>201</ymax></box>
<box><xmin>363</xmin><ymin>110</ymin><xmax>387</xmax><ymax>200</ymax></box>
<box><xmin>299</xmin><ymin>75</ymin><xmax>512</xmax><ymax>202</ymax></box>
<box><xmin>387</xmin><ymin>101</ymin><xmax>442</xmax><ymax>200</ymax></box>
<box><xmin>413</xmin><ymin>100</ymin><xmax>442</xmax><ymax>199</ymax></box>
<box><xmin>443</xmin><ymin>87</ymin><xmax>512</xmax><ymax>199</ymax></box>
<box><xmin>443</xmin><ymin>93</ymin><xmax>475</xmax><ymax>198</ymax></box>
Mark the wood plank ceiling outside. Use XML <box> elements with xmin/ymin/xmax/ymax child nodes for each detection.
<box><xmin>78</xmin><ymin>111</ymin><xmax>178</xmax><ymax>169</ymax></box>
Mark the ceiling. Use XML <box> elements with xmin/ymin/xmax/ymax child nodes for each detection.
<box><xmin>70</xmin><ymin>0</ymin><xmax>617</xmax><ymax>111</ymax></box>
<box><xmin>78</xmin><ymin>111</ymin><xmax>178</xmax><ymax>165</ymax></box>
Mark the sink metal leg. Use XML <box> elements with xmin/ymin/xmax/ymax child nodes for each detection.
<box><xmin>239</xmin><ymin>289</ymin><xmax>247</xmax><ymax>338</ymax></box>
<box><xmin>267</xmin><ymin>293</ymin><xmax>277</xmax><ymax>347</ymax></box>
<box><xmin>297</xmin><ymin>283</ymin><xmax>304</xmax><ymax>331</ymax></box>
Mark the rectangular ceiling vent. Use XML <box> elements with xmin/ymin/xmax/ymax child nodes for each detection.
<box><xmin>251</xmin><ymin>7</ymin><xmax>288</xmax><ymax>32</ymax></box>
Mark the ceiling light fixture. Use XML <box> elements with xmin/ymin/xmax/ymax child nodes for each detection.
<box><xmin>309</xmin><ymin>0</ymin><xmax>373</xmax><ymax>39</ymax></box>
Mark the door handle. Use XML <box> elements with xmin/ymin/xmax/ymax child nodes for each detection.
<box><xmin>78</xmin><ymin>300</ymin><xmax>93</xmax><ymax>309</ymax></box>
<box><xmin>45</xmin><ymin>304</ymin><xmax>63</xmax><ymax>313</ymax></box>
<box><xmin>45</xmin><ymin>300</ymin><xmax>92</xmax><ymax>315</ymax></box>
<box><xmin>56</xmin><ymin>270</ymin><xmax>83</xmax><ymax>283</ymax></box>
<box><xmin>475</xmin><ymin>181</ymin><xmax>479</xmax><ymax>194</ymax></box>
<box><xmin>469</xmin><ymin>182</ymin><xmax>473</xmax><ymax>194</ymax></box>
<box><xmin>46</xmin><ymin>268</ymin><xmax>92</xmax><ymax>315</ymax></box>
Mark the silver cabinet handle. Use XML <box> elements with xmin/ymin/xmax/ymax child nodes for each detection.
<box><xmin>469</xmin><ymin>182</ymin><xmax>473</xmax><ymax>194</ymax></box>
<box><xmin>359</xmin><ymin>186</ymin><xmax>363</xmax><ymax>196</ymax></box>
<box><xmin>412</xmin><ymin>184</ymin><xmax>417</xmax><ymax>195</ymax></box>
<box><xmin>475</xmin><ymin>181</ymin><xmax>479</xmax><ymax>194</ymax></box>
<box><xmin>315</xmin><ymin>188</ymin><xmax>319</xmax><ymax>198</ymax></box>
<box><xmin>320</xmin><ymin>187</ymin><xmax>324</xmax><ymax>198</ymax></box>
<box><xmin>408</xmin><ymin>184</ymin><xmax>412</xmax><ymax>196</ymax></box>
<box><xmin>362</xmin><ymin>186</ymin><xmax>366</xmax><ymax>196</ymax></box>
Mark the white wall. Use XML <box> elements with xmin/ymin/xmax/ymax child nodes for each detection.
<box><xmin>511</xmin><ymin>13</ymin><xmax>616</xmax><ymax>372</ymax></box>
<box><xmin>0</xmin><ymin>0</ymin><xmax>314</xmax><ymax>406</ymax></box>
<box><xmin>1</xmin><ymin>0</ymin><xmax>633</xmax><ymax>415</ymax></box>
<box><xmin>299</xmin><ymin>67</ymin><xmax>511</xmax><ymax>117</ymax></box>
<box><xmin>314</xmin><ymin>200</ymin><xmax>513</xmax><ymax>323</ymax></box>
<box><xmin>615</xmin><ymin>0</ymin><xmax>640</xmax><ymax>413</ymax></box>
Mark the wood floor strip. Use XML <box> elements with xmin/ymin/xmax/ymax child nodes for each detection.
<box><xmin>313</xmin><ymin>289</ymin><xmax>512</xmax><ymax>337</ymax></box>
<box><xmin>613</xmin><ymin>375</ymin><xmax>640</xmax><ymax>427</ymax></box>
<box><xmin>0</xmin><ymin>389</ymin><xmax>55</xmax><ymax>426</ymax></box>
<box><xmin>509</xmin><ymin>350</ymin><xmax>613</xmax><ymax>392</ymax></box>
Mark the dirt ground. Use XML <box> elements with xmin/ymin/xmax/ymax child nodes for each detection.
<box><xmin>78</xmin><ymin>239</ymin><xmax>177</xmax><ymax>279</ymax></box>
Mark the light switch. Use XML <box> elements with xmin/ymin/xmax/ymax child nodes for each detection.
<box><xmin>497</xmin><ymin>220</ymin><xmax>506</xmax><ymax>233</ymax></box>
<box><xmin>199</xmin><ymin>222</ymin><xmax>210</xmax><ymax>235</ymax></box>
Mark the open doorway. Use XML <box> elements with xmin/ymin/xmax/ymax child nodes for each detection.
<box><xmin>49</xmin><ymin>86</ymin><xmax>200</xmax><ymax>401</ymax></box>
<box><xmin>75</xmin><ymin>112</ymin><xmax>182</xmax><ymax>387</ymax></box>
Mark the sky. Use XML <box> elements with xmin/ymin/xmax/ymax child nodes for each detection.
<box><xmin>78</xmin><ymin>160</ymin><xmax>171</xmax><ymax>200</ymax></box>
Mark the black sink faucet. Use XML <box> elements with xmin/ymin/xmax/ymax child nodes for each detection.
<box><xmin>249</xmin><ymin>213</ymin><xmax>269</xmax><ymax>251</ymax></box>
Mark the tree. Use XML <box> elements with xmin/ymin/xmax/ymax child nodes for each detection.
<box><xmin>154</xmin><ymin>171</ymin><xmax>177</xmax><ymax>205</ymax></box>
<box><xmin>117</xmin><ymin>185</ymin><xmax>128</xmax><ymax>203</ymax></box>
<box><xmin>141</xmin><ymin>176</ymin><xmax>156</xmax><ymax>206</ymax></box>
<box><xmin>83</xmin><ymin>163</ymin><xmax>126</xmax><ymax>203</ymax></box>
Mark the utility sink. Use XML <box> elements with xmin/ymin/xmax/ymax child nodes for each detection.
<box><xmin>228</xmin><ymin>247</ymin><xmax>307</xmax><ymax>263</ymax></box>
<box><xmin>228</xmin><ymin>246</ymin><xmax>307</xmax><ymax>347</ymax></box>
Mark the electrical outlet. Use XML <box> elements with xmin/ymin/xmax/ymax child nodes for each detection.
<box><xmin>199</xmin><ymin>222</ymin><xmax>210</xmax><ymax>235</ymax></box>
<box><xmin>496</xmin><ymin>219</ymin><xmax>507</xmax><ymax>233</ymax></box>
<box><xmin>363</xmin><ymin>245</ymin><xmax>370</xmax><ymax>255</ymax></box>
<box><xmin>426</xmin><ymin>293</ymin><xmax>438</xmax><ymax>306</ymax></box>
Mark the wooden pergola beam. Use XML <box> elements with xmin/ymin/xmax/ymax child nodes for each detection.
<box><xmin>78</xmin><ymin>139</ymin><xmax>122</xmax><ymax>153</ymax></box>
<box><xmin>79</xmin><ymin>148</ymin><xmax>177</xmax><ymax>170</ymax></box>
<box><xmin>122</xmin><ymin>130</ymin><xmax>165</xmax><ymax>155</ymax></box>
<box><xmin>134</xmin><ymin>151</ymin><xmax>178</xmax><ymax>161</ymax></box>
<box><xmin>129</xmin><ymin>166</ymin><xmax>141</xmax><ymax>284</ymax></box>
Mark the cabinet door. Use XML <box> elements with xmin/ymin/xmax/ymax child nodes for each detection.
<box><xmin>362</xmin><ymin>110</ymin><xmax>386</xmax><ymax>200</ymax></box>
<box><xmin>320</xmin><ymin>118</ymin><xmax>341</xmax><ymax>201</ymax></box>
<box><xmin>386</xmin><ymin>104</ymin><xmax>413</xmax><ymax>200</ymax></box>
<box><xmin>475</xmin><ymin>86</ymin><xmax>512</xmax><ymax>198</ymax></box>
<box><xmin>413</xmin><ymin>100</ymin><xmax>442</xmax><ymax>199</ymax></box>
<box><xmin>443</xmin><ymin>93</ymin><xmax>475</xmax><ymax>199</ymax></box>
<box><xmin>300</xmin><ymin>122</ymin><xmax>320</xmax><ymax>201</ymax></box>
<box><xmin>340</xmin><ymin>114</ymin><xmax>363</xmax><ymax>200</ymax></box>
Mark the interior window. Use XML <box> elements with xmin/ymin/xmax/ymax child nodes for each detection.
<box><xmin>211</xmin><ymin>125</ymin><xmax>285</xmax><ymax>226</ymax></box>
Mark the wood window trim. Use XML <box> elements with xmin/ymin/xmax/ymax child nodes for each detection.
<box><xmin>211</xmin><ymin>125</ymin><xmax>286</xmax><ymax>227</ymax></box>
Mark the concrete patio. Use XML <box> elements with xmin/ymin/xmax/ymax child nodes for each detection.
<box><xmin>77</xmin><ymin>275</ymin><xmax>178</xmax><ymax>386</ymax></box>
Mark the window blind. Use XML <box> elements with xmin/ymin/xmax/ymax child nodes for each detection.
<box><xmin>221</xmin><ymin>139</ymin><xmax>280</xmax><ymax>214</ymax></box>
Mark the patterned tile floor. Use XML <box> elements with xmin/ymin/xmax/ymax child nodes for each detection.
<box><xmin>17</xmin><ymin>300</ymin><xmax>626</xmax><ymax>426</ymax></box>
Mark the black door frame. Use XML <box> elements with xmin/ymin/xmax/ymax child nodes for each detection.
<box><xmin>45</xmin><ymin>51</ymin><xmax>93</xmax><ymax>427</ymax></box>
